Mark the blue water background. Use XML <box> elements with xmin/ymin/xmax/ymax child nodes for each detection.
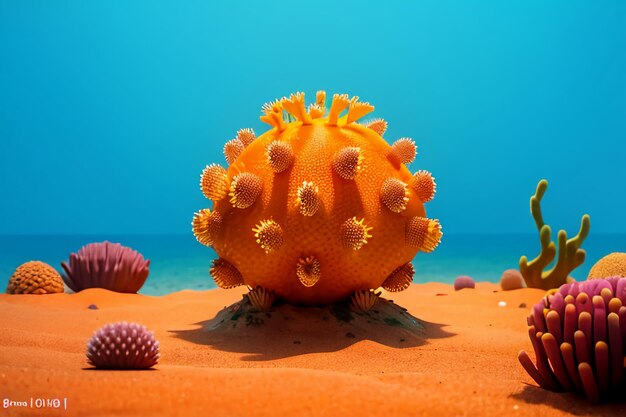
<box><xmin>1</xmin><ymin>234</ymin><xmax>623</xmax><ymax>295</ymax></box>
<box><xmin>1</xmin><ymin>1</ymin><xmax>625</xmax><ymax>237</ymax></box>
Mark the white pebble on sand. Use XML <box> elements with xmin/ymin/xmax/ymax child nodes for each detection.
<box><xmin>498</xmin><ymin>301</ymin><xmax>507</xmax><ymax>307</ymax></box>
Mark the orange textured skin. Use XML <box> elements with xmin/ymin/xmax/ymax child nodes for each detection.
<box><xmin>6</xmin><ymin>261</ymin><xmax>65</xmax><ymax>295</ymax></box>
<box><xmin>193</xmin><ymin>92</ymin><xmax>441</xmax><ymax>305</ymax></box>
<box><xmin>213</xmin><ymin>120</ymin><xmax>427</xmax><ymax>305</ymax></box>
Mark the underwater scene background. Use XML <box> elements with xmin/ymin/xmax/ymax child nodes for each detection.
<box><xmin>2</xmin><ymin>2</ymin><xmax>626</xmax><ymax>414</ymax></box>
<box><xmin>0</xmin><ymin>234</ymin><xmax>623</xmax><ymax>295</ymax></box>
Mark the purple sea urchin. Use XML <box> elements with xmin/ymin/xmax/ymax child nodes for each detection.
<box><xmin>518</xmin><ymin>276</ymin><xmax>626</xmax><ymax>402</ymax></box>
<box><xmin>87</xmin><ymin>322</ymin><xmax>159</xmax><ymax>369</ymax></box>
<box><xmin>61</xmin><ymin>241</ymin><xmax>150</xmax><ymax>293</ymax></box>
<box><xmin>454</xmin><ymin>275</ymin><xmax>476</xmax><ymax>291</ymax></box>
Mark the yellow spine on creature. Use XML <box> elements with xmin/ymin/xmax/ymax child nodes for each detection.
<box><xmin>192</xmin><ymin>91</ymin><xmax>442</xmax><ymax>305</ymax></box>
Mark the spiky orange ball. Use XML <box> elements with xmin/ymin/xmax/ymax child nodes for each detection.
<box><xmin>6</xmin><ymin>261</ymin><xmax>65</xmax><ymax>294</ymax></box>
<box><xmin>193</xmin><ymin>91</ymin><xmax>441</xmax><ymax>305</ymax></box>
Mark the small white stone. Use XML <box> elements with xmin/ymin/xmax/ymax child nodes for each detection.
<box><xmin>498</xmin><ymin>301</ymin><xmax>507</xmax><ymax>307</ymax></box>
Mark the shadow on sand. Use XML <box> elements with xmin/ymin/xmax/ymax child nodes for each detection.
<box><xmin>170</xmin><ymin>295</ymin><xmax>454</xmax><ymax>361</ymax></box>
<box><xmin>510</xmin><ymin>384</ymin><xmax>625</xmax><ymax>415</ymax></box>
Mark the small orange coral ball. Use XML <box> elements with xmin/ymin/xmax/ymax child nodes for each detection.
<box><xmin>499</xmin><ymin>269</ymin><xmax>526</xmax><ymax>291</ymax></box>
<box><xmin>6</xmin><ymin>261</ymin><xmax>65</xmax><ymax>294</ymax></box>
<box><xmin>588</xmin><ymin>252</ymin><xmax>626</xmax><ymax>279</ymax></box>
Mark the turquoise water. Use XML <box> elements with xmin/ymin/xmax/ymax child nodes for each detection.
<box><xmin>1</xmin><ymin>2</ymin><xmax>625</xmax><ymax>237</ymax></box>
<box><xmin>1</xmin><ymin>234</ymin><xmax>623</xmax><ymax>295</ymax></box>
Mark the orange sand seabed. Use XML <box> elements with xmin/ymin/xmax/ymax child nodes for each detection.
<box><xmin>0</xmin><ymin>283</ymin><xmax>622</xmax><ymax>416</ymax></box>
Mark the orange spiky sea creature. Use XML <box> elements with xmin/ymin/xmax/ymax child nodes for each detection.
<box><xmin>192</xmin><ymin>91</ymin><xmax>442</xmax><ymax>305</ymax></box>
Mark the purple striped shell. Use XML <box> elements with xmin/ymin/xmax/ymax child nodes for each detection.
<box><xmin>518</xmin><ymin>276</ymin><xmax>626</xmax><ymax>402</ymax></box>
<box><xmin>87</xmin><ymin>322</ymin><xmax>159</xmax><ymax>369</ymax></box>
<box><xmin>61</xmin><ymin>241</ymin><xmax>150</xmax><ymax>293</ymax></box>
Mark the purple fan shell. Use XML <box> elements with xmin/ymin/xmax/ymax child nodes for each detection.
<box><xmin>61</xmin><ymin>241</ymin><xmax>150</xmax><ymax>293</ymax></box>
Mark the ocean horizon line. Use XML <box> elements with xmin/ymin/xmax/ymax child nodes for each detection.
<box><xmin>1</xmin><ymin>232</ymin><xmax>624</xmax><ymax>237</ymax></box>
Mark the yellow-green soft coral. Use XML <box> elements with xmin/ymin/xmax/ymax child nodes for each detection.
<box><xmin>519</xmin><ymin>179</ymin><xmax>590</xmax><ymax>290</ymax></box>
